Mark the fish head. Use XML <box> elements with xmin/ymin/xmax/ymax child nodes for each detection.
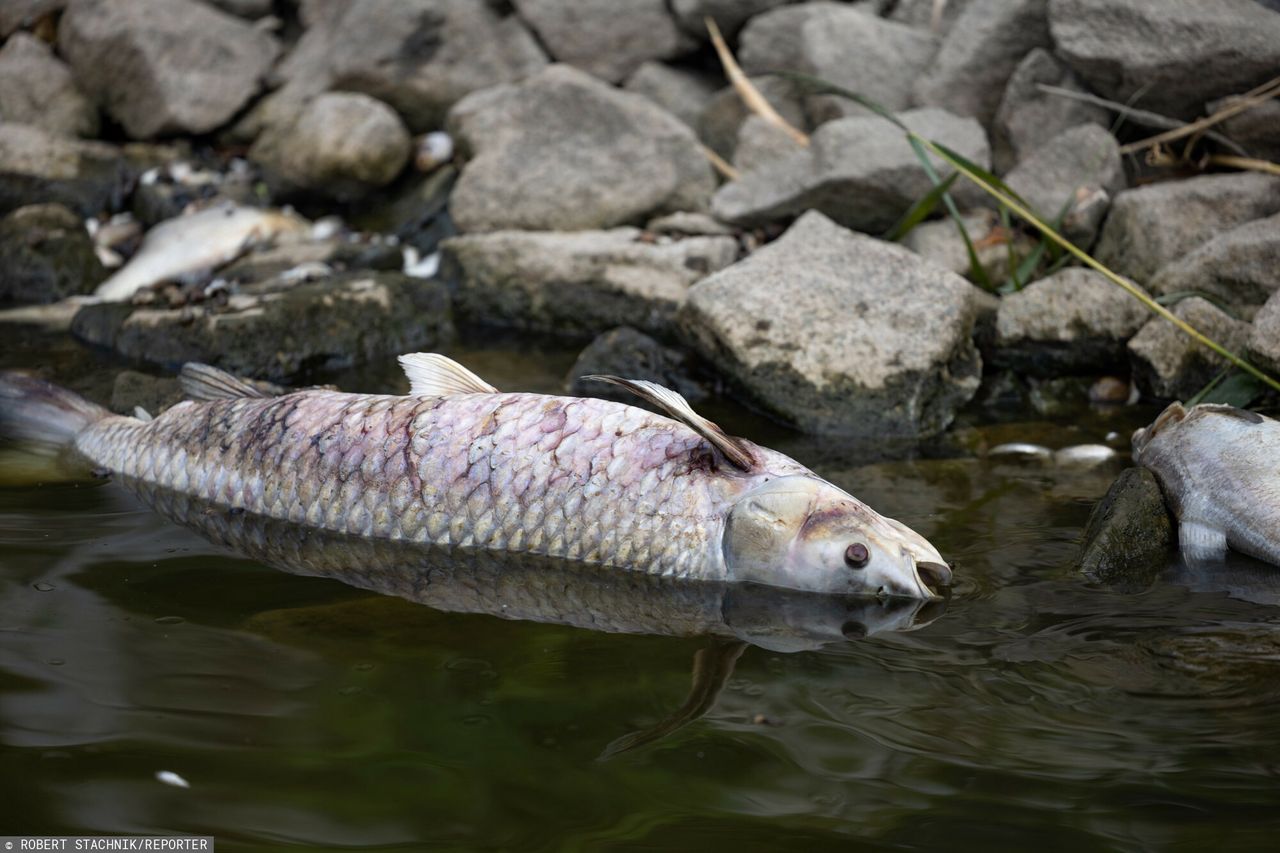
<box><xmin>722</xmin><ymin>475</ymin><xmax>951</xmax><ymax>599</ymax></box>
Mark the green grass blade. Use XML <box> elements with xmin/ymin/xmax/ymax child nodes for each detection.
<box><xmin>883</xmin><ymin>172</ymin><xmax>958</xmax><ymax>241</ymax></box>
<box><xmin>1191</xmin><ymin>370</ymin><xmax>1267</xmax><ymax>408</ymax></box>
<box><xmin>930</xmin><ymin>142</ymin><xmax>1033</xmax><ymax>210</ymax></box>
<box><xmin>907</xmin><ymin>137</ymin><xmax>993</xmax><ymax>291</ymax></box>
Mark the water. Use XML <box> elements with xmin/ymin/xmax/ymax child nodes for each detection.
<box><xmin>4</xmin><ymin>341</ymin><xmax>1280</xmax><ymax>851</ymax></box>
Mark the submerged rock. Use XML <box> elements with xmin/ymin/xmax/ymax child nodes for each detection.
<box><xmin>0</xmin><ymin>123</ymin><xmax>130</xmax><ymax>217</ymax></box>
<box><xmin>447</xmin><ymin>65</ymin><xmax>715</xmax><ymax>232</ymax></box>
<box><xmin>1127</xmin><ymin>297</ymin><xmax>1251</xmax><ymax>399</ymax></box>
<box><xmin>680</xmin><ymin>211</ymin><xmax>983</xmax><ymax>436</ymax></box>
<box><xmin>441</xmin><ymin>227</ymin><xmax>738</xmax><ymax>338</ymax></box>
<box><xmin>992</xmin><ymin>48</ymin><xmax>1110</xmax><ymax>174</ymax></box>
<box><xmin>1003</xmin><ymin>124</ymin><xmax>1123</xmax><ymax>247</ymax></box>
<box><xmin>1080</xmin><ymin>467</ymin><xmax>1173</xmax><ymax>588</ymax></box>
<box><xmin>0</xmin><ymin>203</ymin><xmax>105</xmax><ymax>304</ymax></box>
<box><xmin>0</xmin><ymin>33</ymin><xmax>98</xmax><ymax>138</ymax></box>
<box><xmin>566</xmin><ymin>326</ymin><xmax>708</xmax><ymax>403</ymax></box>
<box><xmin>1148</xmin><ymin>213</ymin><xmax>1280</xmax><ymax>320</ymax></box>
<box><xmin>513</xmin><ymin>0</ymin><xmax>690</xmax><ymax>84</ymax></box>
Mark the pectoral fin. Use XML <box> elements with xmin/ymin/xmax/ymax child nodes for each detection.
<box><xmin>1179</xmin><ymin>520</ymin><xmax>1228</xmax><ymax>561</ymax></box>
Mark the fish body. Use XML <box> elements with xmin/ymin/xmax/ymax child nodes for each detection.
<box><xmin>1133</xmin><ymin>402</ymin><xmax>1280</xmax><ymax>566</ymax></box>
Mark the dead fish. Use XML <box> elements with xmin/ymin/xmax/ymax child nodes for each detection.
<box><xmin>0</xmin><ymin>355</ymin><xmax>952</xmax><ymax>599</ymax></box>
<box><xmin>1052</xmin><ymin>444</ymin><xmax>1117</xmax><ymax>466</ymax></box>
<box><xmin>1133</xmin><ymin>402</ymin><xmax>1280</xmax><ymax>566</ymax></box>
<box><xmin>989</xmin><ymin>442</ymin><xmax>1053</xmax><ymax>461</ymax></box>
<box><xmin>94</xmin><ymin>203</ymin><xmax>310</xmax><ymax>302</ymax></box>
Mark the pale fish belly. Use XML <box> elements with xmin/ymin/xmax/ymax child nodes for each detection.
<box><xmin>75</xmin><ymin>391</ymin><xmax>791</xmax><ymax>579</ymax></box>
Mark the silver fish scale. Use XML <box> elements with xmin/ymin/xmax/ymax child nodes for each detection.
<box><xmin>77</xmin><ymin>390</ymin><xmax>808</xmax><ymax>579</ymax></box>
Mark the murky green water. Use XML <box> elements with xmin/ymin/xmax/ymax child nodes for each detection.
<box><xmin>4</xmin><ymin>340</ymin><xmax>1280</xmax><ymax>851</ymax></box>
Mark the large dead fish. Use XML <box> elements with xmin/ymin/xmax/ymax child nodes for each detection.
<box><xmin>1133</xmin><ymin>402</ymin><xmax>1280</xmax><ymax>565</ymax></box>
<box><xmin>94</xmin><ymin>202</ymin><xmax>310</xmax><ymax>302</ymax></box>
<box><xmin>0</xmin><ymin>354</ymin><xmax>952</xmax><ymax>598</ymax></box>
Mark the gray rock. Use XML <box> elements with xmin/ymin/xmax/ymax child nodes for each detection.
<box><xmin>441</xmin><ymin>227</ymin><xmax>739</xmax><ymax>338</ymax></box>
<box><xmin>566</xmin><ymin>326</ymin><xmax>707</xmax><ymax>403</ymax></box>
<box><xmin>1248</xmin><ymin>291</ymin><xmax>1280</xmax><ymax>376</ymax></box>
<box><xmin>1080</xmin><ymin>467</ymin><xmax>1173</xmax><ymax>588</ymax></box>
<box><xmin>993</xmin><ymin>267</ymin><xmax>1150</xmax><ymax>376</ymax></box>
<box><xmin>1003</xmin><ymin>124</ymin><xmax>1124</xmax><ymax>247</ymax></box>
<box><xmin>1149</xmin><ymin>213</ymin><xmax>1280</xmax><ymax>319</ymax></box>
<box><xmin>250</xmin><ymin>93</ymin><xmax>411</xmax><ymax>201</ymax></box>
<box><xmin>0</xmin><ymin>122</ymin><xmax>130</xmax><ymax>217</ymax></box>
<box><xmin>1127</xmin><ymin>297</ymin><xmax>1251</xmax><ymax>399</ymax></box>
<box><xmin>1050</xmin><ymin>0</ymin><xmax>1280</xmax><ymax>119</ymax></box>
<box><xmin>671</xmin><ymin>0</ymin><xmax>794</xmax><ymax>36</ymax></box>
<box><xmin>513</xmin><ymin>0</ymin><xmax>691</xmax><ymax>84</ymax></box>
<box><xmin>679</xmin><ymin>210</ymin><xmax>983</xmax><ymax>436</ymax></box>
<box><xmin>0</xmin><ymin>203</ymin><xmax>105</xmax><ymax>303</ymax></box>
<box><xmin>345</xmin><ymin>165</ymin><xmax>457</xmax><ymax>256</ymax></box>
<box><xmin>1094</xmin><ymin>173</ymin><xmax>1280</xmax><ymax>283</ymax></box>
<box><xmin>70</xmin><ymin>272</ymin><xmax>453</xmax><ymax>382</ymax></box>
<box><xmin>912</xmin><ymin>0</ymin><xmax>1051</xmax><ymax>126</ymax></box>
<box><xmin>645</xmin><ymin>211</ymin><xmax>735</xmax><ymax>237</ymax></box>
<box><xmin>711</xmin><ymin>107</ymin><xmax>990</xmax><ymax>233</ymax></box>
<box><xmin>58</xmin><ymin>0</ymin><xmax>279</xmax><ymax>138</ymax></box>
<box><xmin>0</xmin><ymin>33</ymin><xmax>98</xmax><ymax>138</ymax></box>
<box><xmin>622</xmin><ymin>62</ymin><xmax>720</xmax><ymax>130</ymax></box>
<box><xmin>697</xmin><ymin>76</ymin><xmax>808</xmax><ymax>161</ymax></box>
<box><xmin>0</xmin><ymin>0</ymin><xmax>64</xmax><ymax>36</ymax></box>
<box><xmin>109</xmin><ymin>370</ymin><xmax>183</xmax><ymax>416</ymax></box>
<box><xmin>992</xmin><ymin>48</ymin><xmax>1110</xmax><ymax>173</ymax></box>
<box><xmin>447</xmin><ymin>65</ymin><xmax>716</xmax><ymax>232</ymax></box>
<box><xmin>888</xmin><ymin>0</ymin><xmax>973</xmax><ymax>33</ymax></box>
<box><xmin>732</xmin><ymin>115</ymin><xmax>802</xmax><ymax>173</ymax></box>
<box><xmin>1207</xmin><ymin>96</ymin><xmax>1280</xmax><ymax>163</ymax></box>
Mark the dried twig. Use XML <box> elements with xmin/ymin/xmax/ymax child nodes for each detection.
<box><xmin>1205</xmin><ymin>154</ymin><xmax>1280</xmax><ymax>177</ymax></box>
<box><xmin>1118</xmin><ymin>75</ymin><xmax>1280</xmax><ymax>154</ymax></box>
<box><xmin>700</xmin><ymin>144</ymin><xmax>740</xmax><ymax>181</ymax></box>
<box><xmin>705</xmin><ymin>16</ymin><xmax>810</xmax><ymax>147</ymax></box>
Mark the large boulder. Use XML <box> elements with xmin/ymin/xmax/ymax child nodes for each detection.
<box><xmin>440</xmin><ymin>228</ymin><xmax>738</xmax><ymax>338</ymax></box>
<box><xmin>0</xmin><ymin>203</ymin><xmax>105</xmax><ymax>303</ymax></box>
<box><xmin>1094</xmin><ymin>173</ymin><xmax>1280</xmax><ymax>284</ymax></box>
<box><xmin>711</xmin><ymin>107</ymin><xmax>990</xmax><ymax>233</ymax></box>
<box><xmin>1003</xmin><ymin>124</ymin><xmax>1124</xmax><ymax>246</ymax></box>
<box><xmin>58</xmin><ymin>0</ymin><xmax>279</xmax><ymax>138</ymax></box>
<box><xmin>447</xmin><ymin>65</ymin><xmax>716</xmax><ymax>232</ymax></box>
<box><xmin>1149</xmin><ymin>213</ymin><xmax>1280</xmax><ymax>320</ymax></box>
<box><xmin>1127</xmin><ymin>297</ymin><xmax>1252</xmax><ymax>399</ymax></box>
<box><xmin>512</xmin><ymin>0</ymin><xmax>690</xmax><ymax>84</ymax></box>
<box><xmin>0</xmin><ymin>122</ymin><xmax>130</xmax><ymax>216</ymax></box>
<box><xmin>1248</xmin><ymin>291</ymin><xmax>1280</xmax><ymax>376</ymax></box>
<box><xmin>1050</xmin><ymin>0</ymin><xmax>1280</xmax><ymax>119</ymax></box>
<box><xmin>912</xmin><ymin>0</ymin><xmax>1051</xmax><ymax>126</ymax></box>
<box><xmin>0</xmin><ymin>33</ymin><xmax>98</xmax><ymax>138</ymax></box>
<box><xmin>992</xmin><ymin>48</ymin><xmax>1110</xmax><ymax>173</ymax></box>
<box><xmin>679</xmin><ymin>211</ymin><xmax>983</xmax><ymax>436</ymax></box>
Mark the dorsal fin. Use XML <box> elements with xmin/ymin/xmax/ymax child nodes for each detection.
<box><xmin>398</xmin><ymin>353</ymin><xmax>498</xmax><ymax>396</ymax></box>
<box><xmin>179</xmin><ymin>363</ymin><xmax>272</xmax><ymax>401</ymax></box>
<box><xmin>583</xmin><ymin>375</ymin><xmax>755</xmax><ymax>472</ymax></box>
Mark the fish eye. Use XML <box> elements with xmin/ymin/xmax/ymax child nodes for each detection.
<box><xmin>844</xmin><ymin>542</ymin><xmax>870</xmax><ymax>569</ymax></box>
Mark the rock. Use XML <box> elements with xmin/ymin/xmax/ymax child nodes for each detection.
<box><xmin>1080</xmin><ymin>467</ymin><xmax>1173</xmax><ymax>588</ymax></box>
<box><xmin>204</xmin><ymin>0</ymin><xmax>272</xmax><ymax>18</ymax></box>
<box><xmin>440</xmin><ymin>228</ymin><xmax>738</xmax><ymax>338</ymax></box>
<box><xmin>566</xmin><ymin>326</ymin><xmax>708</xmax><ymax>403</ymax></box>
<box><xmin>250</xmin><ymin>93</ymin><xmax>411</xmax><ymax>201</ymax></box>
<box><xmin>109</xmin><ymin>370</ymin><xmax>183</xmax><ymax>416</ymax></box>
<box><xmin>901</xmin><ymin>209</ymin><xmax>1031</xmax><ymax>284</ymax></box>
<box><xmin>992</xmin><ymin>267</ymin><xmax>1150</xmax><ymax>376</ymax></box>
<box><xmin>732</xmin><ymin>115</ymin><xmax>802</xmax><ymax>173</ymax></box>
<box><xmin>645</xmin><ymin>211</ymin><xmax>734</xmax><ymax>237</ymax></box>
<box><xmin>888</xmin><ymin>0</ymin><xmax>973</xmax><ymax>33</ymax></box>
<box><xmin>1207</xmin><ymin>96</ymin><xmax>1280</xmax><ymax>162</ymax></box>
<box><xmin>697</xmin><ymin>76</ymin><xmax>808</xmax><ymax>161</ymax></box>
<box><xmin>679</xmin><ymin>211</ymin><xmax>983</xmax><ymax>436</ymax></box>
<box><xmin>0</xmin><ymin>203</ymin><xmax>105</xmax><ymax>303</ymax></box>
<box><xmin>711</xmin><ymin>107</ymin><xmax>990</xmax><ymax>233</ymax></box>
<box><xmin>1127</xmin><ymin>297</ymin><xmax>1251</xmax><ymax>399</ymax></box>
<box><xmin>1149</xmin><ymin>213</ymin><xmax>1280</xmax><ymax>320</ymax></box>
<box><xmin>70</xmin><ymin>272</ymin><xmax>453</xmax><ymax>382</ymax></box>
<box><xmin>0</xmin><ymin>33</ymin><xmax>98</xmax><ymax>138</ymax></box>
<box><xmin>1050</xmin><ymin>0</ymin><xmax>1280</xmax><ymax>119</ymax></box>
<box><xmin>346</xmin><ymin>166</ymin><xmax>457</xmax><ymax>256</ymax></box>
<box><xmin>1248</xmin><ymin>291</ymin><xmax>1280</xmax><ymax>376</ymax></box>
<box><xmin>912</xmin><ymin>0</ymin><xmax>1051</xmax><ymax>126</ymax></box>
<box><xmin>622</xmin><ymin>62</ymin><xmax>720</xmax><ymax>130</ymax></box>
<box><xmin>0</xmin><ymin>123</ymin><xmax>130</xmax><ymax>217</ymax></box>
<box><xmin>1003</xmin><ymin>124</ymin><xmax>1124</xmax><ymax>246</ymax></box>
<box><xmin>447</xmin><ymin>65</ymin><xmax>716</xmax><ymax>232</ymax></box>
<box><xmin>58</xmin><ymin>0</ymin><xmax>279</xmax><ymax>138</ymax></box>
<box><xmin>0</xmin><ymin>0</ymin><xmax>64</xmax><ymax>36</ymax></box>
<box><xmin>992</xmin><ymin>48</ymin><xmax>1110</xmax><ymax>173</ymax></box>
<box><xmin>1094</xmin><ymin>173</ymin><xmax>1280</xmax><ymax>284</ymax></box>
<box><xmin>670</xmin><ymin>0</ymin><xmax>793</xmax><ymax>37</ymax></box>
<box><xmin>513</xmin><ymin>0</ymin><xmax>690</xmax><ymax>84</ymax></box>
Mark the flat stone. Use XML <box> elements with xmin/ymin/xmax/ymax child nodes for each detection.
<box><xmin>992</xmin><ymin>48</ymin><xmax>1110</xmax><ymax>173</ymax></box>
<box><xmin>1248</xmin><ymin>291</ymin><xmax>1280</xmax><ymax>376</ymax></box>
<box><xmin>1080</xmin><ymin>467</ymin><xmax>1173</xmax><ymax>588</ymax></box>
<box><xmin>0</xmin><ymin>203</ymin><xmax>105</xmax><ymax>304</ymax></box>
<box><xmin>679</xmin><ymin>210</ymin><xmax>983</xmax><ymax>436</ymax></box>
<box><xmin>1003</xmin><ymin>124</ymin><xmax>1124</xmax><ymax>247</ymax></box>
<box><xmin>566</xmin><ymin>326</ymin><xmax>707</xmax><ymax>403</ymax></box>
<box><xmin>0</xmin><ymin>122</ymin><xmax>131</xmax><ymax>217</ymax></box>
<box><xmin>0</xmin><ymin>33</ymin><xmax>98</xmax><ymax>138</ymax></box>
<box><xmin>1149</xmin><ymin>213</ymin><xmax>1280</xmax><ymax>320</ymax></box>
<box><xmin>1127</xmin><ymin>297</ymin><xmax>1251</xmax><ymax>399</ymax></box>
<box><xmin>447</xmin><ymin>65</ymin><xmax>715</xmax><ymax>232</ymax></box>
<box><xmin>1050</xmin><ymin>0</ymin><xmax>1280</xmax><ymax>119</ymax></box>
<box><xmin>513</xmin><ymin>0</ymin><xmax>691</xmax><ymax>84</ymax></box>
<box><xmin>440</xmin><ymin>227</ymin><xmax>738</xmax><ymax>338</ymax></box>
<box><xmin>622</xmin><ymin>62</ymin><xmax>720</xmax><ymax>130</ymax></box>
<box><xmin>1094</xmin><ymin>173</ymin><xmax>1280</xmax><ymax>284</ymax></box>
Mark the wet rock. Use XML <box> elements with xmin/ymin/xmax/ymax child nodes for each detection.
<box><xmin>513</xmin><ymin>0</ymin><xmax>690</xmax><ymax>84</ymax></box>
<box><xmin>1208</xmin><ymin>95</ymin><xmax>1280</xmax><ymax>163</ymax></box>
<box><xmin>901</xmin><ymin>209</ymin><xmax>1030</xmax><ymax>284</ymax></box>
<box><xmin>566</xmin><ymin>326</ymin><xmax>708</xmax><ymax>403</ymax></box>
<box><xmin>732</xmin><ymin>115</ymin><xmax>802</xmax><ymax>173</ymax></box>
<box><xmin>0</xmin><ymin>0</ymin><xmax>64</xmax><ymax>36</ymax></box>
<box><xmin>447</xmin><ymin>65</ymin><xmax>716</xmax><ymax>232</ymax></box>
<box><xmin>1088</xmin><ymin>376</ymin><xmax>1134</xmax><ymax>405</ymax></box>
<box><xmin>1127</xmin><ymin>297</ymin><xmax>1251</xmax><ymax>399</ymax></box>
<box><xmin>71</xmin><ymin>272</ymin><xmax>452</xmax><ymax>382</ymax></box>
<box><xmin>109</xmin><ymin>370</ymin><xmax>183</xmax><ymax>416</ymax></box>
<box><xmin>912</xmin><ymin>0</ymin><xmax>1051</xmax><ymax>126</ymax></box>
<box><xmin>1003</xmin><ymin>124</ymin><xmax>1123</xmax><ymax>247</ymax></box>
<box><xmin>1148</xmin><ymin>213</ymin><xmax>1280</xmax><ymax>320</ymax></box>
<box><xmin>441</xmin><ymin>228</ymin><xmax>738</xmax><ymax>338</ymax></box>
<box><xmin>711</xmin><ymin>107</ymin><xmax>989</xmax><ymax>233</ymax></box>
<box><xmin>1080</xmin><ymin>467</ymin><xmax>1173</xmax><ymax>588</ymax></box>
<box><xmin>993</xmin><ymin>268</ymin><xmax>1150</xmax><ymax>376</ymax></box>
<box><xmin>992</xmin><ymin>48</ymin><xmax>1110</xmax><ymax>174</ymax></box>
<box><xmin>58</xmin><ymin>0</ymin><xmax>279</xmax><ymax>138</ymax></box>
<box><xmin>0</xmin><ymin>33</ymin><xmax>98</xmax><ymax>138</ymax></box>
<box><xmin>697</xmin><ymin>76</ymin><xmax>807</xmax><ymax>161</ymax></box>
<box><xmin>0</xmin><ymin>203</ymin><xmax>105</xmax><ymax>304</ymax></box>
<box><xmin>680</xmin><ymin>211</ymin><xmax>983</xmax><ymax>436</ymax></box>
<box><xmin>1050</xmin><ymin>0</ymin><xmax>1280</xmax><ymax>120</ymax></box>
<box><xmin>1094</xmin><ymin>173</ymin><xmax>1280</xmax><ymax>284</ymax></box>
<box><xmin>250</xmin><ymin>93</ymin><xmax>411</xmax><ymax>201</ymax></box>
<box><xmin>1248</xmin><ymin>292</ymin><xmax>1280</xmax><ymax>376</ymax></box>
<box><xmin>670</xmin><ymin>0</ymin><xmax>793</xmax><ymax>37</ymax></box>
<box><xmin>622</xmin><ymin>62</ymin><xmax>720</xmax><ymax>130</ymax></box>
<box><xmin>0</xmin><ymin>123</ymin><xmax>130</xmax><ymax>217</ymax></box>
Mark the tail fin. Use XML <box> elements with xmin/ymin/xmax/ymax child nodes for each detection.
<box><xmin>0</xmin><ymin>371</ymin><xmax>111</xmax><ymax>463</ymax></box>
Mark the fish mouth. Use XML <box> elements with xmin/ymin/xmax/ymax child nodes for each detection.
<box><xmin>909</xmin><ymin>558</ymin><xmax>953</xmax><ymax>600</ymax></box>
